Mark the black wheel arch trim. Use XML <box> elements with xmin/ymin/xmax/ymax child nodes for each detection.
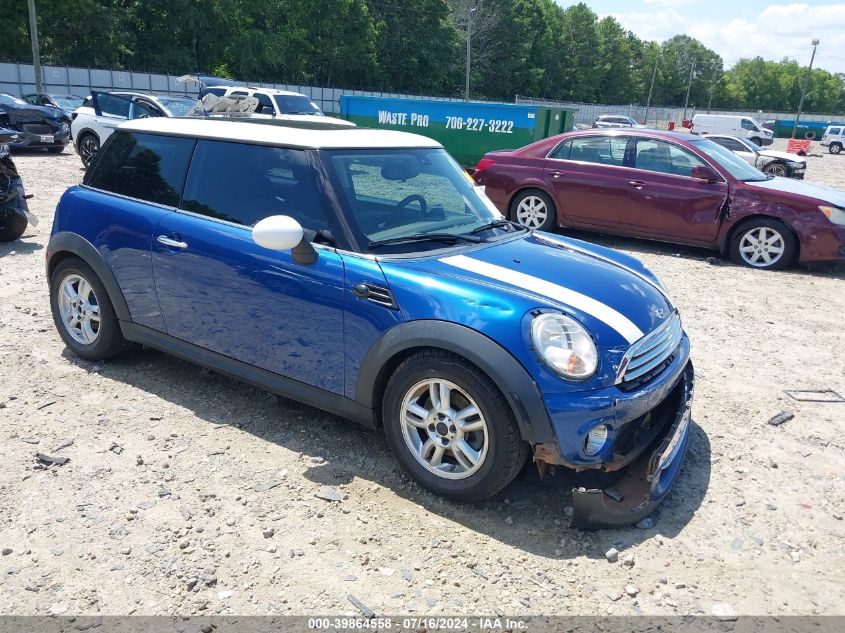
<box><xmin>46</xmin><ymin>232</ymin><xmax>131</xmax><ymax>322</ymax></box>
<box><xmin>356</xmin><ymin>319</ymin><xmax>555</xmax><ymax>443</ymax></box>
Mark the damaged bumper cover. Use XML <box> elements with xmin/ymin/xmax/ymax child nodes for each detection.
<box><xmin>570</xmin><ymin>362</ymin><xmax>694</xmax><ymax>528</ymax></box>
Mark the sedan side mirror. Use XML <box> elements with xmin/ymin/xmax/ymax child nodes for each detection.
<box><xmin>252</xmin><ymin>215</ymin><xmax>318</xmax><ymax>264</ymax></box>
<box><xmin>690</xmin><ymin>165</ymin><xmax>719</xmax><ymax>183</ymax></box>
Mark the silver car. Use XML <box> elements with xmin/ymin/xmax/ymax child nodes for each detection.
<box><xmin>703</xmin><ymin>134</ymin><xmax>806</xmax><ymax>179</ymax></box>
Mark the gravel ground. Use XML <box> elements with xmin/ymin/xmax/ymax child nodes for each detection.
<box><xmin>0</xmin><ymin>140</ymin><xmax>843</xmax><ymax>618</ymax></box>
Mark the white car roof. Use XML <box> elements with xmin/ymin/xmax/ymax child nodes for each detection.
<box><xmin>118</xmin><ymin>117</ymin><xmax>443</xmax><ymax>150</ymax></box>
<box><xmin>224</xmin><ymin>87</ymin><xmax>307</xmax><ymax>97</ymax></box>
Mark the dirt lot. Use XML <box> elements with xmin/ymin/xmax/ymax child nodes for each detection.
<box><xmin>1</xmin><ymin>140</ymin><xmax>843</xmax><ymax>618</ymax></box>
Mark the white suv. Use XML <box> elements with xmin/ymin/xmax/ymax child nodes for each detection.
<box><xmin>201</xmin><ymin>86</ymin><xmax>353</xmax><ymax>127</ymax></box>
<box><xmin>820</xmin><ymin>125</ymin><xmax>844</xmax><ymax>154</ymax></box>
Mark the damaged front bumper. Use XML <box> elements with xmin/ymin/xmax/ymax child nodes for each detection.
<box><xmin>570</xmin><ymin>362</ymin><xmax>694</xmax><ymax>528</ymax></box>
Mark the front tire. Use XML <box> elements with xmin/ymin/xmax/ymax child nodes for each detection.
<box><xmin>729</xmin><ymin>219</ymin><xmax>796</xmax><ymax>270</ymax></box>
<box><xmin>0</xmin><ymin>210</ymin><xmax>27</xmax><ymax>242</ymax></box>
<box><xmin>78</xmin><ymin>134</ymin><xmax>99</xmax><ymax>168</ymax></box>
<box><xmin>750</xmin><ymin>137</ymin><xmax>762</xmax><ymax>146</ymax></box>
<box><xmin>50</xmin><ymin>257</ymin><xmax>129</xmax><ymax>360</ymax></box>
<box><xmin>763</xmin><ymin>162</ymin><xmax>787</xmax><ymax>177</ymax></box>
<box><xmin>830</xmin><ymin>143</ymin><xmax>842</xmax><ymax>155</ymax></box>
<box><xmin>382</xmin><ymin>349</ymin><xmax>528</xmax><ymax>502</ymax></box>
<box><xmin>509</xmin><ymin>189</ymin><xmax>557</xmax><ymax>231</ymax></box>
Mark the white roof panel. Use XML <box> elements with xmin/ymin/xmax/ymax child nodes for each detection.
<box><xmin>117</xmin><ymin>117</ymin><xmax>443</xmax><ymax>150</ymax></box>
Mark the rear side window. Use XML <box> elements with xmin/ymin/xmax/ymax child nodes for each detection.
<box><xmin>829</xmin><ymin>127</ymin><xmax>842</xmax><ymax>136</ymax></box>
<box><xmin>570</xmin><ymin>136</ymin><xmax>628</xmax><ymax>166</ymax></box>
<box><xmin>86</xmin><ymin>131</ymin><xmax>195</xmax><ymax>207</ymax></box>
<box><xmin>549</xmin><ymin>139</ymin><xmax>572</xmax><ymax>160</ymax></box>
<box><xmin>181</xmin><ymin>140</ymin><xmax>331</xmax><ymax>234</ymax></box>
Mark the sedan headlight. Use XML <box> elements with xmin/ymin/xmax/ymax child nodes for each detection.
<box><xmin>530</xmin><ymin>313</ymin><xmax>598</xmax><ymax>379</ymax></box>
<box><xmin>787</xmin><ymin>160</ymin><xmax>805</xmax><ymax>168</ymax></box>
<box><xmin>820</xmin><ymin>205</ymin><xmax>845</xmax><ymax>226</ymax></box>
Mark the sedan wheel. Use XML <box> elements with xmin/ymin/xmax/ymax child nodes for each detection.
<box><xmin>763</xmin><ymin>163</ymin><xmax>787</xmax><ymax>177</ymax></box>
<box><xmin>400</xmin><ymin>378</ymin><xmax>489</xmax><ymax>480</ymax></box>
<box><xmin>737</xmin><ymin>226</ymin><xmax>787</xmax><ymax>268</ymax></box>
<box><xmin>58</xmin><ymin>273</ymin><xmax>102</xmax><ymax>345</ymax></box>
<box><xmin>514</xmin><ymin>195</ymin><xmax>550</xmax><ymax>229</ymax></box>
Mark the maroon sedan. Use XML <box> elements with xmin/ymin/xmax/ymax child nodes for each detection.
<box><xmin>473</xmin><ymin>129</ymin><xmax>845</xmax><ymax>270</ymax></box>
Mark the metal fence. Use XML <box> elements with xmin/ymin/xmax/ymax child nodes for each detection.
<box><xmin>0</xmin><ymin>62</ymin><xmax>462</xmax><ymax>114</ymax></box>
<box><xmin>515</xmin><ymin>95</ymin><xmax>842</xmax><ymax>127</ymax></box>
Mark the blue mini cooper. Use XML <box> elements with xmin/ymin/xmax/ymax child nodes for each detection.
<box><xmin>47</xmin><ymin>117</ymin><xmax>694</xmax><ymax>528</ymax></box>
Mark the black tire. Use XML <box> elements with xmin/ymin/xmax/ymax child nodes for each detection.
<box><xmin>728</xmin><ymin>218</ymin><xmax>797</xmax><ymax>271</ymax></box>
<box><xmin>804</xmin><ymin>131</ymin><xmax>816</xmax><ymax>140</ymax></box>
<box><xmin>750</xmin><ymin>137</ymin><xmax>762</xmax><ymax>146</ymax></box>
<box><xmin>0</xmin><ymin>210</ymin><xmax>27</xmax><ymax>242</ymax></box>
<box><xmin>509</xmin><ymin>188</ymin><xmax>557</xmax><ymax>231</ymax></box>
<box><xmin>49</xmin><ymin>257</ymin><xmax>130</xmax><ymax>360</ymax></box>
<box><xmin>762</xmin><ymin>162</ymin><xmax>788</xmax><ymax>177</ymax></box>
<box><xmin>47</xmin><ymin>146</ymin><xmax>64</xmax><ymax>154</ymax></box>
<box><xmin>382</xmin><ymin>349</ymin><xmax>529</xmax><ymax>502</ymax></box>
<box><xmin>830</xmin><ymin>143</ymin><xmax>842</xmax><ymax>155</ymax></box>
<box><xmin>77</xmin><ymin>133</ymin><xmax>99</xmax><ymax>168</ymax></box>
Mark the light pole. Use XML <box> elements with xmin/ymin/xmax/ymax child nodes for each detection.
<box><xmin>791</xmin><ymin>38</ymin><xmax>820</xmax><ymax>139</ymax></box>
<box><xmin>27</xmin><ymin>0</ymin><xmax>43</xmax><ymax>94</ymax></box>
<box><xmin>681</xmin><ymin>58</ymin><xmax>696</xmax><ymax>122</ymax></box>
<box><xmin>643</xmin><ymin>50</ymin><xmax>659</xmax><ymax>126</ymax></box>
<box><xmin>465</xmin><ymin>0</ymin><xmax>478</xmax><ymax>101</ymax></box>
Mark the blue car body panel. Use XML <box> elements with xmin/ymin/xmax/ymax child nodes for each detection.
<box><xmin>152</xmin><ymin>211</ymin><xmax>347</xmax><ymax>394</ymax></box>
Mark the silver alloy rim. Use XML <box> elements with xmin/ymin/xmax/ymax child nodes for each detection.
<box><xmin>766</xmin><ymin>164</ymin><xmax>786</xmax><ymax>177</ymax></box>
<box><xmin>832</xmin><ymin>145</ymin><xmax>841</xmax><ymax>154</ymax></box>
<box><xmin>515</xmin><ymin>196</ymin><xmax>548</xmax><ymax>229</ymax></box>
<box><xmin>738</xmin><ymin>226</ymin><xmax>785</xmax><ymax>267</ymax></box>
<box><xmin>80</xmin><ymin>137</ymin><xmax>98</xmax><ymax>165</ymax></box>
<box><xmin>399</xmin><ymin>378</ymin><xmax>489</xmax><ymax>480</ymax></box>
<box><xmin>58</xmin><ymin>273</ymin><xmax>101</xmax><ymax>344</ymax></box>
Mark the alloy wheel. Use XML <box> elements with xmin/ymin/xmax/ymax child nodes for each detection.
<box><xmin>765</xmin><ymin>163</ymin><xmax>787</xmax><ymax>177</ymax></box>
<box><xmin>738</xmin><ymin>226</ymin><xmax>785</xmax><ymax>268</ymax></box>
<box><xmin>515</xmin><ymin>196</ymin><xmax>548</xmax><ymax>229</ymax></box>
<box><xmin>58</xmin><ymin>273</ymin><xmax>101</xmax><ymax>344</ymax></box>
<box><xmin>399</xmin><ymin>378</ymin><xmax>489</xmax><ymax>480</ymax></box>
<box><xmin>80</xmin><ymin>137</ymin><xmax>98</xmax><ymax>166</ymax></box>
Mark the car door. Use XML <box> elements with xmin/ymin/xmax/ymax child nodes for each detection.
<box><xmin>90</xmin><ymin>92</ymin><xmax>132</xmax><ymax>142</ymax></box>
<box><xmin>623</xmin><ymin>137</ymin><xmax>728</xmax><ymax>244</ymax></box>
<box><xmin>152</xmin><ymin>139</ymin><xmax>347</xmax><ymax>394</ymax></box>
<box><xmin>544</xmin><ymin>134</ymin><xmax>644</xmax><ymax>229</ymax></box>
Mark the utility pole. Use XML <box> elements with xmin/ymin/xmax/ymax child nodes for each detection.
<box><xmin>643</xmin><ymin>52</ymin><xmax>659</xmax><ymax>126</ymax></box>
<box><xmin>707</xmin><ymin>67</ymin><xmax>718</xmax><ymax>113</ymax></box>
<box><xmin>682</xmin><ymin>58</ymin><xmax>696</xmax><ymax>122</ymax></box>
<box><xmin>465</xmin><ymin>0</ymin><xmax>478</xmax><ymax>101</ymax></box>
<box><xmin>791</xmin><ymin>38</ymin><xmax>820</xmax><ymax>139</ymax></box>
<box><xmin>27</xmin><ymin>0</ymin><xmax>43</xmax><ymax>94</ymax></box>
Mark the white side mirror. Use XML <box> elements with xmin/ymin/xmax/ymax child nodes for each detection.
<box><xmin>252</xmin><ymin>215</ymin><xmax>304</xmax><ymax>251</ymax></box>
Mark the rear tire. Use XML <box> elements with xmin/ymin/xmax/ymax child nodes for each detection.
<box><xmin>509</xmin><ymin>189</ymin><xmax>557</xmax><ymax>231</ymax></box>
<box><xmin>729</xmin><ymin>218</ymin><xmax>797</xmax><ymax>271</ymax></box>
<box><xmin>49</xmin><ymin>257</ymin><xmax>130</xmax><ymax>360</ymax></box>
<box><xmin>0</xmin><ymin>210</ymin><xmax>27</xmax><ymax>242</ymax></box>
<box><xmin>382</xmin><ymin>349</ymin><xmax>528</xmax><ymax>502</ymax></box>
<box><xmin>830</xmin><ymin>143</ymin><xmax>842</xmax><ymax>155</ymax></box>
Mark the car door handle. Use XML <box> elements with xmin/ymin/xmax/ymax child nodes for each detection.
<box><xmin>157</xmin><ymin>235</ymin><xmax>188</xmax><ymax>249</ymax></box>
<box><xmin>628</xmin><ymin>180</ymin><xmax>646</xmax><ymax>189</ymax></box>
<box><xmin>549</xmin><ymin>170</ymin><xmax>564</xmax><ymax>179</ymax></box>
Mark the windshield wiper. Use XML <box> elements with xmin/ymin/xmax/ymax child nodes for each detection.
<box><xmin>468</xmin><ymin>219</ymin><xmax>521</xmax><ymax>234</ymax></box>
<box><xmin>368</xmin><ymin>233</ymin><xmax>484</xmax><ymax>249</ymax></box>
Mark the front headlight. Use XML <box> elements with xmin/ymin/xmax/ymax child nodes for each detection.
<box><xmin>530</xmin><ymin>313</ymin><xmax>598</xmax><ymax>380</ymax></box>
<box><xmin>820</xmin><ymin>206</ymin><xmax>845</xmax><ymax>226</ymax></box>
<box><xmin>787</xmin><ymin>160</ymin><xmax>804</xmax><ymax>168</ymax></box>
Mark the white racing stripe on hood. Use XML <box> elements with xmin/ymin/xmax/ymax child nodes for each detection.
<box><xmin>440</xmin><ymin>254</ymin><xmax>645</xmax><ymax>344</ymax></box>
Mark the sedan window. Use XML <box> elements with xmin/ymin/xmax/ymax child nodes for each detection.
<box><xmin>634</xmin><ymin>139</ymin><xmax>706</xmax><ymax>177</ymax></box>
<box><xmin>711</xmin><ymin>137</ymin><xmax>746</xmax><ymax>152</ymax></box>
<box><xmin>569</xmin><ymin>136</ymin><xmax>628</xmax><ymax>166</ymax></box>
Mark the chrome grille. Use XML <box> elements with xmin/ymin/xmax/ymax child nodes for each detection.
<box><xmin>617</xmin><ymin>310</ymin><xmax>683</xmax><ymax>385</ymax></box>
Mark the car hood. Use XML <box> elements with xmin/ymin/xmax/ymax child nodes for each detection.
<box><xmin>745</xmin><ymin>177</ymin><xmax>845</xmax><ymax>207</ymax></box>
<box><xmin>378</xmin><ymin>232</ymin><xmax>673</xmax><ymax>349</ymax></box>
<box><xmin>0</xmin><ymin>102</ymin><xmax>66</xmax><ymax>121</ymax></box>
<box><xmin>758</xmin><ymin>149</ymin><xmax>804</xmax><ymax>162</ymax></box>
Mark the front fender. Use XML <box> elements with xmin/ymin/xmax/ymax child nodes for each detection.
<box><xmin>46</xmin><ymin>231</ymin><xmax>131</xmax><ymax>321</ymax></box>
<box><xmin>356</xmin><ymin>319</ymin><xmax>555</xmax><ymax>444</ymax></box>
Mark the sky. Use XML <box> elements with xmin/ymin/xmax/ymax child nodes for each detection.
<box><xmin>556</xmin><ymin>1</ymin><xmax>845</xmax><ymax>74</ymax></box>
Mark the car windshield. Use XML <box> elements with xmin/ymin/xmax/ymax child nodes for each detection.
<box><xmin>689</xmin><ymin>139</ymin><xmax>769</xmax><ymax>181</ymax></box>
<box><xmin>53</xmin><ymin>95</ymin><xmax>85</xmax><ymax>110</ymax></box>
<box><xmin>273</xmin><ymin>95</ymin><xmax>323</xmax><ymax>115</ymax></box>
<box><xmin>157</xmin><ymin>97</ymin><xmax>198</xmax><ymax>116</ymax></box>
<box><xmin>0</xmin><ymin>94</ymin><xmax>27</xmax><ymax>105</ymax></box>
<box><xmin>326</xmin><ymin>148</ymin><xmax>519</xmax><ymax>253</ymax></box>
